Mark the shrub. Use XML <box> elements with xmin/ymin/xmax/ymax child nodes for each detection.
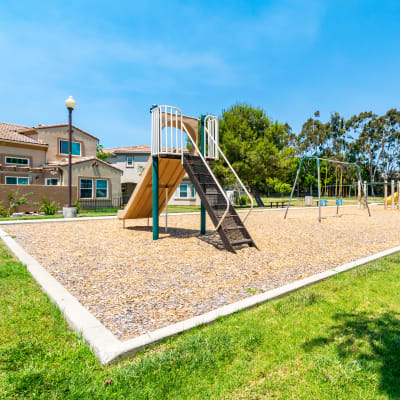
<box><xmin>274</xmin><ymin>182</ymin><xmax>292</xmax><ymax>197</ymax></box>
<box><xmin>72</xmin><ymin>200</ymin><xmax>81</xmax><ymax>214</ymax></box>
<box><xmin>39</xmin><ymin>196</ymin><xmax>59</xmax><ymax>215</ymax></box>
<box><xmin>5</xmin><ymin>191</ymin><xmax>32</xmax><ymax>217</ymax></box>
<box><xmin>279</xmin><ymin>183</ymin><xmax>291</xmax><ymax>195</ymax></box>
<box><xmin>0</xmin><ymin>205</ymin><xmax>7</xmax><ymax>218</ymax></box>
<box><xmin>238</xmin><ymin>195</ymin><xmax>248</xmax><ymax>206</ymax></box>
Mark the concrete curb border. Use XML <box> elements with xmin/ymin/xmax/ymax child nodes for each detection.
<box><xmin>1</xmin><ymin>226</ymin><xmax>398</xmax><ymax>365</ymax></box>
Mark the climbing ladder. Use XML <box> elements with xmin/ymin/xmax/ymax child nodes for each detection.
<box><xmin>183</xmin><ymin>154</ymin><xmax>257</xmax><ymax>252</ymax></box>
<box><xmin>183</xmin><ymin>112</ymin><xmax>256</xmax><ymax>253</ymax></box>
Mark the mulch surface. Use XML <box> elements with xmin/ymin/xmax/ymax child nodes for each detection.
<box><xmin>4</xmin><ymin>205</ymin><xmax>400</xmax><ymax>341</ymax></box>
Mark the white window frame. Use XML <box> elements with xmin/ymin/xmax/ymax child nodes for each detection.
<box><xmin>45</xmin><ymin>178</ymin><xmax>59</xmax><ymax>186</ymax></box>
<box><xmin>95</xmin><ymin>179</ymin><xmax>108</xmax><ymax>199</ymax></box>
<box><xmin>5</xmin><ymin>176</ymin><xmax>30</xmax><ymax>185</ymax></box>
<box><xmin>79</xmin><ymin>178</ymin><xmax>93</xmax><ymax>199</ymax></box>
<box><xmin>175</xmin><ymin>183</ymin><xmax>196</xmax><ymax>199</ymax></box>
<box><xmin>5</xmin><ymin>156</ymin><xmax>30</xmax><ymax>166</ymax></box>
<box><xmin>79</xmin><ymin>178</ymin><xmax>109</xmax><ymax>199</ymax></box>
<box><xmin>59</xmin><ymin>140</ymin><xmax>82</xmax><ymax>156</ymax></box>
<box><xmin>126</xmin><ymin>156</ymin><xmax>134</xmax><ymax>167</ymax></box>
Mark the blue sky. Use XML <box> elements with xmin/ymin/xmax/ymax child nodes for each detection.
<box><xmin>1</xmin><ymin>0</ymin><xmax>400</xmax><ymax>147</ymax></box>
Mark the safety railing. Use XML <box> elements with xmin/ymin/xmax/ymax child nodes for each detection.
<box><xmin>205</xmin><ymin>115</ymin><xmax>219</xmax><ymax>160</ymax></box>
<box><xmin>151</xmin><ymin>105</ymin><xmax>184</xmax><ymax>159</ymax></box>
<box><xmin>204</xmin><ymin>115</ymin><xmax>254</xmax><ymax>224</ymax></box>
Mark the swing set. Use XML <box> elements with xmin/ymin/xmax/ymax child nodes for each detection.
<box><xmin>284</xmin><ymin>156</ymin><xmax>371</xmax><ymax>222</ymax></box>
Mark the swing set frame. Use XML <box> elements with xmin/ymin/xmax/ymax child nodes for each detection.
<box><xmin>284</xmin><ymin>156</ymin><xmax>371</xmax><ymax>222</ymax></box>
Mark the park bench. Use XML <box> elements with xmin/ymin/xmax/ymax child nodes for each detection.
<box><xmin>268</xmin><ymin>201</ymin><xmax>286</xmax><ymax>208</ymax></box>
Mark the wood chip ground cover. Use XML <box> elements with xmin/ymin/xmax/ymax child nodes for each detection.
<box><xmin>4</xmin><ymin>205</ymin><xmax>400</xmax><ymax>341</ymax></box>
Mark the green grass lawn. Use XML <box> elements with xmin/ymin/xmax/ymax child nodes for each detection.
<box><xmin>163</xmin><ymin>205</ymin><xmax>201</xmax><ymax>213</ymax></box>
<box><xmin>0</xmin><ymin>208</ymin><xmax>127</xmax><ymax>221</ymax></box>
<box><xmin>1</xmin><ymin>243</ymin><xmax>400</xmax><ymax>399</ymax></box>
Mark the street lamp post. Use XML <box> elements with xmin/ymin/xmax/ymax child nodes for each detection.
<box><xmin>63</xmin><ymin>96</ymin><xmax>77</xmax><ymax>218</ymax></box>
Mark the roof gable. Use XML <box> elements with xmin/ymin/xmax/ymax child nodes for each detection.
<box><xmin>49</xmin><ymin>156</ymin><xmax>122</xmax><ymax>173</ymax></box>
<box><xmin>20</xmin><ymin>124</ymin><xmax>99</xmax><ymax>142</ymax></box>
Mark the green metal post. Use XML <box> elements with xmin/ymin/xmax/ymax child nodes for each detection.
<box><xmin>152</xmin><ymin>155</ymin><xmax>159</xmax><ymax>240</ymax></box>
<box><xmin>316</xmin><ymin>157</ymin><xmax>321</xmax><ymax>222</ymax></box>
<box><xmin>200</xmin><ymin>115</ymin><xmax>206</xmax><ymax>234</ymax></box>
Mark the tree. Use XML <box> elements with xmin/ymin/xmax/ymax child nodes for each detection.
<box><xmin>329</xmin><ymin>112</ymin><xmax>348</xmax><ymax>159</ymax></box>
<box><xmin>297</xmin><ymin>113</ymin><xmax>329</xmax><ymax>156</ymax></box>
<box><xmin>212</xmin><ymin>104</ymin><xmax>297</xmax><ymax>206</ymax></box>
<box><xmin>380</xmin><ymin>108</ymin><xmax>400</xmax><ymax>179</ymax></box>
<box><xmin>298</xmin><ymin>111</ymin><xmax>348</xmax><ymax>159</ymax></box>
<box><xmin>345</xmin><ymin>109</ymin><xmax>400</xmax><ymax>194</ymax></box>
<box><xmin>96</xmin><ymin>144</ymin><xmax>113</xmax><ymax>161</ymax></box>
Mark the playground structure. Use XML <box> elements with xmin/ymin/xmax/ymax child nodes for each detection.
<box><xmin>118</xmin><ymin>105</ymin><xmax>257</xmax><ymax>253</ymax></box>
<box><xmin>382</xmin><ymin>180</ymin><xmax>400</xmax><ymax>208</ymax></box>
<box><xmin>284</xmin><ymin>156</ymin><xmax>371</xmax><ymax>222</ymax></box>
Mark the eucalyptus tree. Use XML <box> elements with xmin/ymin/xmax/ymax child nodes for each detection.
<box><xmin>297</xmin><ymin>116</ymin><xmax>330</xmax><ymax>156</ymax></box>
<box><xmin>347</xmin><ymin>109</ymin><xmax>400</xmax><ymax>194</ymax></box>
<box><xmin>380</xmin><ymin>108</ymin><xmax>400</xmax><ymax>179</ymax></box>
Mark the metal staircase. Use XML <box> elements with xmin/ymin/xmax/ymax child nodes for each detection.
<box><xmin>183</xmin><ymin>154</ymin><xmax>257</xmax><ymax>253</ymax></box>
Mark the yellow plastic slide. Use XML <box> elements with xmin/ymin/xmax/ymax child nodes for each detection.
<box><xmin>387</xmin><ymin>192</ymin><xmax>398</xmax><ymax>205</ymax></box>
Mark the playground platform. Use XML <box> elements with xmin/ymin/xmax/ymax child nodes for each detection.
<box><xmin>4</xmin><ymin>205</ymin><xmax>400</xmax><ymax>341</ymax></box>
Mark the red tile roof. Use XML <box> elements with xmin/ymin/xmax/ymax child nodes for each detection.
<box><xmin>103</xmin><ymin>145</ymin><xmax>151</xmax><ymax>154</ymax></box>
<box><xmin>0</xmin><ymin>122</ymin><xmax>46</xmax><ymax>145</ymax></box>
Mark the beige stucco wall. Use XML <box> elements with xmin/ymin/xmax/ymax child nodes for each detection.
<box><xmin>31</xmin><ymin>126</ymin><xmax>98</xmax><ymax>162</ymax></box>
<box><xmin>0</xmin><ymin>145</ymin><xmax>46</xmax><ymax>167</ymax></box>
<box><xmin>60</xmin><ymin>160</ymin><xmax>122</xmax><ymax>198</ymax></box>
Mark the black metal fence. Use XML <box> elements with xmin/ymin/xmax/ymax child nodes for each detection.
<box><xmin>78</xmin><ymin>194</ymin><xmax>130</xmax><ymax>210</ymax></box>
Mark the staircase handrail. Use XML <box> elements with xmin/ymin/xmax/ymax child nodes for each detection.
<box><xmin>181</xmin><ymin>122</ymin><xmax>230</xmax><ymax>230</ymax></box>
<box><xmin>204</xmin><ymin>115</ymin><xmax>254</xmax><ymax>224</ymax></box>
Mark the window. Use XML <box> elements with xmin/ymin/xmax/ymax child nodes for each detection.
<box><xmin>79</xmin><ymin>178</ymin><xmax>109</xmax><ymax>199</ymax></box>
<box><xmin>176</xmin><ymin>183</ymin><xmax>196</xmax><ymax>199</ymax></box>
<box><xmin>45</xmin><ymin>178</ymin><xmax>59</xmax><ymax>186</ymax></box>
<box><xmin>5</xmin><ymin>176</ymin><xmax>29</xmax><ymax>185</ymax></box>
<box><xmin>126</xmin><ymin>156</ymin><xmax>133</xmax><ymax>167</ymax></box>
<box><xmin>5</xmin><ymin>157</ymin><xmax>29</xmax><ymax>166</ymax></box>
<box><xmin>179</xmin><ymin>184</ymin><xmax>188</xmax><ymax>198</ymax></box>
<box><xmin>59</xmin><ymin>140</ymin><xmax>81</xmax><ymax>156</ymax></box>
<box><xmin>96</xmin><ymin>179</ymin><xmax>108</xmax><ymax>199</ymax></box>
<box><xmin>79</xmin><ymin>178</ymin><xmax>93</xmax><ymax>199</ymax></box>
